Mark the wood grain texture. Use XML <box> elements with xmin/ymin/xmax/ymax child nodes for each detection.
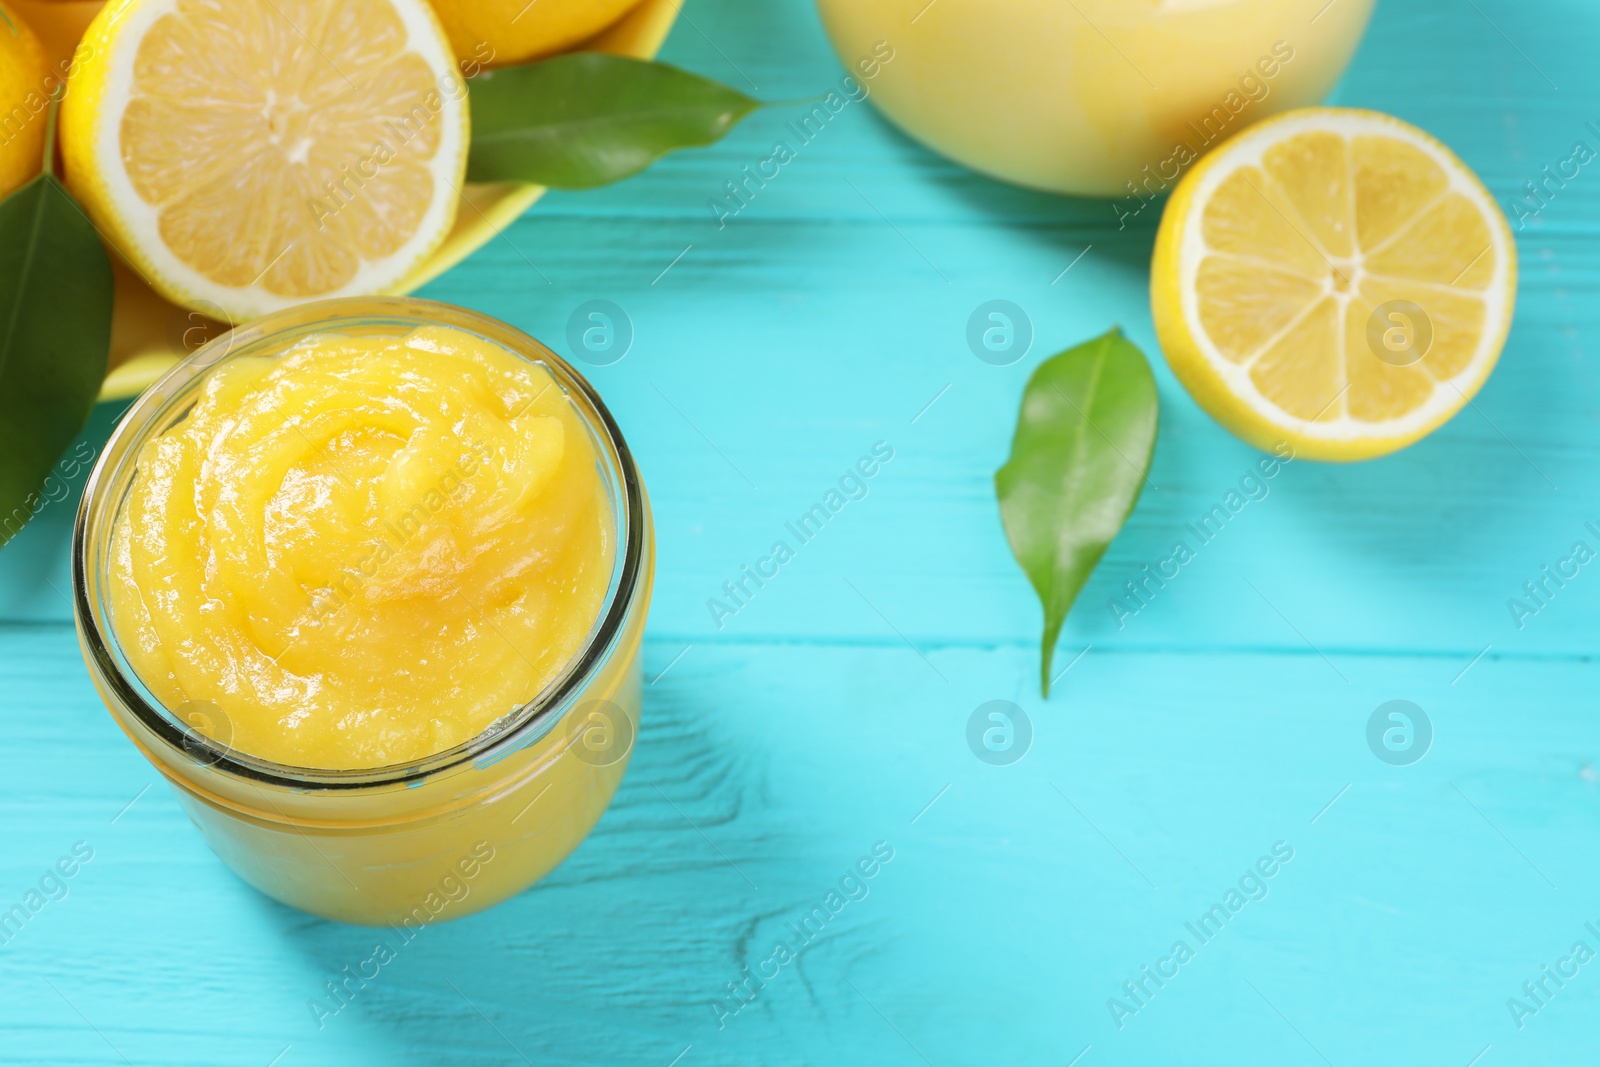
<box><xmin>3</xmin><ymin>0</ymin><xmax>1599</xmax><ymax>1063</ymax></box>
<box><xmin>1</xmin><ymin>631</ymin><xmax>1597</xmax><ymax>1065</ymax></box>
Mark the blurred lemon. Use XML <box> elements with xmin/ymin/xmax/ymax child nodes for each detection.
<box><xmin>61</xmin><ymin>0</ymin><xmax>468</xmax><ymax>320</ymax></box>
<box><xmin>0</xmin><ymin>1</ymin><xmax>49</xmax><ymax>199</ymax></box>
<box><xmin>8</xmin><ymin>0</ymin><xmax>98</xmax><ymax>72</ymax></box>
<box><xmin>1151</xmin><ymin>107</ymin><xmax>1517</xmax><ymax>461</ymax></box>
<box><xmin>429</xmin><ymin>0</ymin><xmax>645</xmax><ymax>67</ymax></box>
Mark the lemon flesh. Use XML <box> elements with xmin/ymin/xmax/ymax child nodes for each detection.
<box><xmin>61</xmin><ymin>0</ymin><xmax>468</xmax><ymax>321</ymax></box>
<box><xmin>1152</xmin><ymin>107</ymin><xmax>1516</xmax><ymax>461</ymax></box>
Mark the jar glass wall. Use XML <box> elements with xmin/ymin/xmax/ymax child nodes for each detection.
<box><xmin>72</xmin><ymin>297</ymin><xmax>653</xmax><ymax>925</ymax></box>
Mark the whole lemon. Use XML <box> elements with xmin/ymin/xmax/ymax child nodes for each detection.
<box><xmin>9</xmin><ymin>1</ymin><xmax>99</xmax><ymax>72</ymax></box>
<box><xmin>430</xmin><ymin>0</ymin><xmax>646</xmax><ymax>67</ymax></box>
<box><xmin>0</xmin><ymin>1</ymin><xmax>49</xmax><ymax>199</ymax></box>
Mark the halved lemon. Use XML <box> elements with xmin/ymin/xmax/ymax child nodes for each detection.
<box><xmin>1151</xmin><ymin>108</ymin><xmax>1516</xmax><ymax>462</ymax></box>
<box><xmin>61</xmin><ymin>0</ymin><xmax>468</xmax><ymax>321</ymax></box>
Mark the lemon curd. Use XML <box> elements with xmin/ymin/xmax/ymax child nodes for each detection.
<box><xmin>107</xmin><ymin>324</ymin><xmax>611</xmax><ymax>769</ymax></box>
<box><xmin>75</xmin><ymin>299</ymin><xmax>653</xmax><ymax>924</ymax></box>
<box><xmin>816</xmin><ymin>0</ymin><xmax>1374</xmax><ymax>198</ymax></box>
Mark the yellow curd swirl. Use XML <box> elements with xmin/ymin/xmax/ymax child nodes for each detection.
<box><xmin>107</xmin><ymin>325</ymin><xmax>613</xmax><ymax>770</ymax></box>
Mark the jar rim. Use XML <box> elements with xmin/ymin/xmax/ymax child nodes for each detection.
<box><xmin>71</xmin><ymin>296</ymin><xmax>647</xmax><ymax>792</ymax></box>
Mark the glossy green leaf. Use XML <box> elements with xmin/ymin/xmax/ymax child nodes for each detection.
<box><xmin>0</xmin><ymin>172</ymin><xmax>113</xmax><ymax>548</ymax></box>
<box><xmin>995</xmin><ymin>328</ymin><xmax>1159</xmax><ymax>696</ymax></box>
<box><xmin>467</xmin><ymin>53</ymin><xmax>761</xmax><ymax>188</ymax></box>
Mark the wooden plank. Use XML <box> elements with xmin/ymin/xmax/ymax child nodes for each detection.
<box><xmin>0</xmin><ymin>633</ymin><xmax>1595</xmax><ymax>1064</ymax></box>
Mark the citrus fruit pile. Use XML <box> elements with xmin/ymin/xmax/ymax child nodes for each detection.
<box><xmin>0</xmin><ymin>0</ymin><xmax>648</xmax><ymax>321</ymax></box>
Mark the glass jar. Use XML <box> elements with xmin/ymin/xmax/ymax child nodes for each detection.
<box><xmin>816</xmin><ymin>0</ymin><xmax>1375</xmax><ymax>197</ymax></box>
<box><xmin>72</xmin><ymin>297</ymin><xmax>654</xmax><ymax>926</ymax></box>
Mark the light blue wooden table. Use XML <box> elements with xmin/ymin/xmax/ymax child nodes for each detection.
<box><xmin>3</xmin><ymin>0</ymin><xmax>1597</xmax><ymax>1063</ymax></box>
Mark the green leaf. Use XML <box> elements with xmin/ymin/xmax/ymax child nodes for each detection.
<box><xmin>995</xmin><ymin>328</ymin><xmax>1159</xmax><ymax>697</ymax></box>
<box><xmin>0</xmin><ymin>172</ymin><xmax>113</xmax><ymax>549</ymax></box>
<box><xmin>467</xmin><ymin>53</ymin><xmax>761</xmax><ymax>188</ymax></box>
